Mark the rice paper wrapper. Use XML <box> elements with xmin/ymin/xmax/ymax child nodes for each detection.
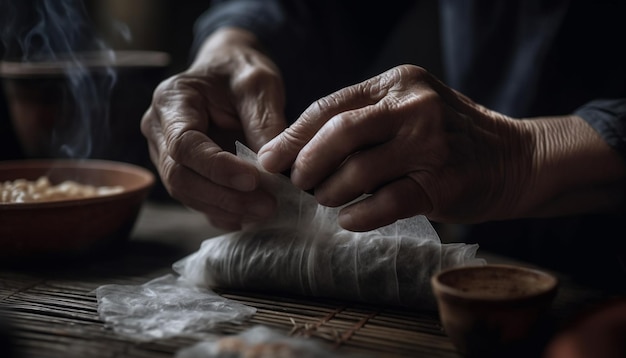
<box><xmin>175</xmin><ymin>143</ymin><xmax>485</xmax><ymax>309</ymax></box>
<box><xmin>95</xmin><ymin>274</ymin><xmax>256</xmax><ymax>340</ymax></box>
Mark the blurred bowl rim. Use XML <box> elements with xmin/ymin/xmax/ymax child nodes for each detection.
<box><xmin>0</xmin><ymin>158</ymin><xmax>155</xmax><ymax>210</ymax></box>
<box><xmin>0</xmin><ymin>50</ymin><xmax>170</xmax><ymax>79</ymax></box>
<box><xmin>431</xmin><ymin>263</ymin><xmax>559</xmax><ymax>305</ymax></box>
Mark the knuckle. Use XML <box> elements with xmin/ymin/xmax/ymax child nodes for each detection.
<box><xmin>165</xmin><ymin>128</ymin><xmax>215</xmax><ymax>166</ymax></box>
<box><xmin>420</xmin><ymin>92</ymin><xmax>448</xmax><ymax>119</ymax></box>
<box><xmin>396</xmin><ymin>64</ymin><xmax>429</xmax><ymax>80</ymax></box>
<box><xmin>389</xmin><ymin>84</ymin><xmax>445</xmax><ymax>120</ymax></box>
<box><xmin>322</xmin><ymin>111</ymin><xmax>365</xmax><ymax>143</ymax></box>
<box><xmin>279</xmin><ymin>120</ymin><xmax>314</xmax><ymax>150</ymax></box>
<box><xmin>311</xmin><ymin>92</ymin><xmax>342</xmax><ymax>114</ymax></box>
<box><xmin>141</xmin><ymin>77</ymin><xmax>188</xmax><ymax>136</ymax></box>
<box><xmin>140</xmin><ymin>108</ymin><xmax>154</xmax><ymax>137</ymax></box>
<box><xmin>331</xmin><ymin>111</ymin><xmax>361</xmax><ymax>131</ymax></box>
<box><xmin>283</xmin><ymin>131</ymin><xmax>306</xmax><ymax>153</ymax></box>
<box><xmin>167</xmin><ymin>129</ymin><xmax>191</xmax><ymax>162</ymax></box>
<box><xmin>414</xmin><ymin>90</ymin><xmax>446</xmax><ymax>111</ymax></box>
<box><xmin>152</xmin><ymin>75</ymin><xmax>180</xmax><ymax>102</ymax></box>
<box><xmin>160</xmin><ymin>161</ymin><xmax>185</xmax><ymax>198</ymax></box>
<box><xmin>365</xmin><ymin>65</ymin><xmax>431</xmax><ymax>104</ymax></box>
<box><xmin>154</xmin><ymin>75</ymin><xmax>203</xmax><ymax>109</ymax></box>
<box><xmin>232</xmin><ymin>66</ymin><xmax>274</xmax><ymax>94</ymax></box>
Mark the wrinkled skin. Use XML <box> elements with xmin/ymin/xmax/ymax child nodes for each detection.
<box><xmin>141</xmin><ymin>28</ymin><xmax>285</xmax><ymax>231</ymax></box>
<box><xmin>258</xmin><ymin>65</ymin><xmax>624</xmax><ymax>231</ymax></box>
<box><xmin>143</xmin><ymin>28</ymin><xmax>624</xmax><ymax>233</ymax></box>
<box><xmin>256</xmin><ymin>65</ymin><xmax>529</xmax><ymax>231</ymax></box>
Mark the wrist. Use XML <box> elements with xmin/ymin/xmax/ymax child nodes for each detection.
<box><xmin>517</xmin><ymin>115</ymin><xmax>626</xmax><ymax>217</ymax></box>
<box><xmin>191</xmin><ymin>27</ymin><xmax>264</xmax><ymax>70</ymax></box>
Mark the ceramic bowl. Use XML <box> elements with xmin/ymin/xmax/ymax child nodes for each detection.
<box><xmin>0</xmin><ymin>159</ymin><xmax>154</xmax><ymax>262</ymax></box>
<box><xmin>431</xmin><ymin>264</ymin><xmax>559</xmax><ymax>356</ymax></box>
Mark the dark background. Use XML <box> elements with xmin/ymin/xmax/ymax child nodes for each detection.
<box><xmin>0</xmin><ymin>0</ymin><xmax>214</xmax><ymax>162</ymax></box>
<box><xmin>0</xmin><ymin>0</ymin><xmax>441</xmax><ymax>162</ymax></box>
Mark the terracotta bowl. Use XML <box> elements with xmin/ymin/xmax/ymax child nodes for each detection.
<box><xmin>431</xmin><ymin>264</ymin><xmax>559</xmax><ymax>357</ymax></box>
<box><xmin>0</xmin><ymin>159</ymin><xmax>154</xmax><ymax>262</ymax></box>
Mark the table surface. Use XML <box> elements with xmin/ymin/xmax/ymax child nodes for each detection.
<box><xmin>0</xmin><ymin>201</ymin><xmax>615</xmax><ymax>358</ymax></box>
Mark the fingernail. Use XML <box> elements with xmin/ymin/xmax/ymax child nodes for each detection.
<box><xmin>338</xmin><ymin>212</ymin><xmax>351</xmax><ymax>228</ymax></box>
<box><xmin>290</xmin><ymin>167</ymin><xmax>305</xmax><ymax>189</ymax></box>
<box><xmin>230</xmin><ymin>174</ymin><xmax>255</xmax><ymax>191</ymax></box>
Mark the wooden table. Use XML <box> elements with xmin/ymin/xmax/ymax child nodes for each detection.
<box><xmin>0</xmin><ymin>201</ymin><xmax>615</xmax><ymax>358</ymax></box>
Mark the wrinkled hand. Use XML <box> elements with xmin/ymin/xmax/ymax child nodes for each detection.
<box><xmin>141</xmin><ymin>28</ymin><xmax>286</xmax><ymax>231</ymax></box>
<box><xmin>258</xmin><ymin>65</ymin><xmax>536</xmax><ymax>231</ymax></box>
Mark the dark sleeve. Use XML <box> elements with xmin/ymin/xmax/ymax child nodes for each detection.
<box><xmin>575</xmin><ymin>99</ymin><xmax>626</xmax><ymax>162</ymax></box>
<box><xmin>192</xmin><ymin>0</ymin><xmax>415</xmax><ymax>120</ymax></box>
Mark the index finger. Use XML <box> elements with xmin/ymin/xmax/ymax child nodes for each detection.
<box><xmin>258</xmin><ymin>76</ymin><xmax>388</xmax><ymax>174</ymax></box>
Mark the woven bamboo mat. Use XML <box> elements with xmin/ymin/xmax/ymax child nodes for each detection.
<box><xmin>0</xmin><ymin>201</ymin><xmax>613</xmax><ymax>358</ymax></box>
<box><xmin>0</xmin><ymin>274</ymin><xmax>456</xmax><ymax>358</ymax></box>
<box><xmin>1</xmin><ymin>263</ymin><xmax>609</xmax><ymax>358</ymax></box>
<box><xmin>0</xmin><ymin>242</ymin><xmax>461</xmax><ymax>358</ymax></box>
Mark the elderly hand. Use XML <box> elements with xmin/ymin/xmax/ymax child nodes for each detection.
<box><xmin>141</xmin><ymin>28</ymin><xmax>286</xmax><ymax>231</ymax></box>
<box><xmin>258</xmin><ymin>65</ymin><xmax>622</xmax><ymax>231</ymax></box>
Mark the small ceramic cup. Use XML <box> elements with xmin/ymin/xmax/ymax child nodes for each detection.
<box><xmin>431</xmin><ymin>264</ymin><xmax>559</xmax><ymax>357</ymax></box>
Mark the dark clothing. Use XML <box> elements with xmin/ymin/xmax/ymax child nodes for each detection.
<box><xmin>194</xmin><ymin>0</ymin><xmax>626</xmax><ymax>152</ymax></box>
<box><xmin>194</xmin><ymin>0</ymin><xmax>626</xmax><ymax>290</ymax></box>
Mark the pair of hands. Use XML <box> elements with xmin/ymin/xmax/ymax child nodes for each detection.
<box><xmin>141</xmin><ymin>28</ymin><xmax>622</xmax><ymax>232</ymax></box>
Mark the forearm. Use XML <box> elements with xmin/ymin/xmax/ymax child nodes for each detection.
<box><xmin>518</xmin><ymin>115</ymin><xmax>626</xmax><ymax>217</ymax></box>
<box><xmin>192</xmin><ymin>1</ymin><xmax>295</xmax><ymax>60</ymax></box>
<box><xmin>191</xmin><ymin>27</ymin><xmax>265</xmax><ymax>70</ymax></box>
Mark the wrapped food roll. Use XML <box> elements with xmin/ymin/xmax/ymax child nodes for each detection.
<box><xmin>174</xmin><ymin>143</ymin><xmax>483</xmax><ymax>309</ymax></box>
<box><xmin>175</xmin><ymin>226</ymin><xmax>480</xmax><ymax>308</ymax></box>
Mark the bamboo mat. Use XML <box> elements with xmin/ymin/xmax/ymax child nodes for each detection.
<box><xmin>0</xmin><ymin>203</ymin><xmax>613</xmax><ymax>358</ymax></box>
<box><xmin>0</xmin><ymin>241</ymin><xmax>461</xmax><ymax>358</ymax></box>
<box><xmin>0</xmin><ymin>255</ymin><xmax>610</xmax><ymax>358</ymax></box>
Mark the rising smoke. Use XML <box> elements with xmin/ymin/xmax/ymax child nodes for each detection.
<box><xmin>0</xmin><ymin>0</ymin><xmax>118</xmax><ymax>159</ymax></box>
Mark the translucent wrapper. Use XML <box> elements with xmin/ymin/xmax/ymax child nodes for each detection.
<box><xmin>95</xmin><ymin>143</ymin><xmax>483</xmax><ymax>341</ymax></box>
<box><xmin>175</xmin><ymin>143</ymin><xmax>484</xmax><ymax>309</ymax></box>
<box><xmin>95</xmin><ymin>274</ymin><xmax>256</xmax><ymax>340</ymax></box>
